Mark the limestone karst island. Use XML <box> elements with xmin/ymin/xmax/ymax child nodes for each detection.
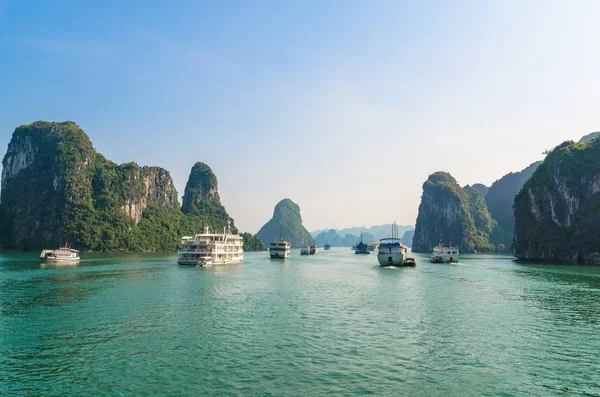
<box><xmin>1</xmin><ymin>2</ymin><xmax>599</xmax><ymax>396</ymax></box>
<box><xmin>2</xmin><ymin>121</ymin><xmax>599</xmax><ymax>264</ymax></box>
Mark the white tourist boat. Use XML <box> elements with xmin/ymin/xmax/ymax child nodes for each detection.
<box><xmin>377</xmin><ymin>223</ymin><xmax>414</xmax><ymax>267</ymax></box>
<box><xmin>40</xmin><ymin>244</ymin><xmax>80</xmax><ymax>264</ymax></box>
<box><xmin>430</xmin><ymin>244</ymin><xmax>459</xmax><ymax>263</ymax></box>
<box><xmin>177</xmin><ymin>222</ymin><xmax>243</xmax><ymax>266</ymax></box>
<box><xmin>377</xmin><ymin>239</ymin><xmax>409</xmax><ymax>266</ymax></box>
<box><xmin>270</xmin><ymin>240</ymin><xmax>291</xmax><ymax>259</ymax></box>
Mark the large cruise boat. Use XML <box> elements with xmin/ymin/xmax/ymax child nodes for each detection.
<box><xmin>270</xmin><ymin>240</ymin><xmax>291</xmax><ymax>259</ymax></box>
<box><xmin>177</xmin><ymin>223</ymin><xmax>243</xmax><ymax>266</ymax></box>
<box><xmin>430</xmin><ymin>244</ymin><xmax>459</xmax><ymax>263</ymax></box>
<box><xmin>40</xmin><ymin>243</ymin><xmax>80</xmax><ymax>264</ymax></box>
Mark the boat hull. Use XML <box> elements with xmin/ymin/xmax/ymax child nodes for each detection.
<box><xmin>377</xmin><ymin>253</ymin><xmax>405</xmax><ymax>267</ymax></box>
<box><xmin>270</xmin><ymin>252</ymin><xmax>290</xmax><ymax>259</ymax></box>
<box><xmin>43</xmin><ymin>257</ymin><xmax>80</xmax><ymax>262</ymax></box>
<box><xmin>177</xmin><ymin>258</ymin><xmax>242</xmax><ymax>266</ymax></box>
<box><xmin>430</xmin><ymin>255</ymin><xmax>459</xmax><ymax>263</ymax></box>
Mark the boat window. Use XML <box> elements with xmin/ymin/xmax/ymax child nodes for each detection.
<box><xmin>452</xmin><ymin>251</ymin><xmax>457</xmax><ymax>254</ymax></box>
<box><xmin>447</xmin><ymin>251</ymin><xmax>451</xmax><ymax>254</ymax></box>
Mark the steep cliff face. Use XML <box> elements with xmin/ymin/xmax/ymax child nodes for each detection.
<box><xmin>1</xmin><ymin>121</ymin><xmax>183</xmax><ymax>251</ymax></box>
<box><xmin>179</xmin><ymin>162</ymin><xmax>236</xmax><ymax>233</ymax></box>
<box><xmin>182</xmin><ymin>162</ymin><xmax>220</xmax><ymax>213</ymax></box>
<box><xmin>256</xmin><ymin>199</ymin><xmax>315</xmax><ymax>248</ymax></box>
<box><xmin>0</xmin><ymin>121</ymin><xmax>95</xmax><ymax>250</ymax></box>
<box><xmin>412</xmin><ymin>172</ymin><xmax>495</xmax><ymax>253</ymax></box>
<box><xmin>118</xmin><ymin>165</ymin><xmax>178</xmax><ymax>223</ymax></box>
<box><xmin>513</xmin><ymin>139</ymin><xmax>600</xmax><ymax>263</ymax></box>
<box><xmin>485</xmin><ymin>161</ymin><xmax>541</xmax><ymax>248</ymax></box>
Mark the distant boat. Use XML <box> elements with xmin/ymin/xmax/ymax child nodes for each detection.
<box><xmin>270</xmin><ymin>240</ymin><xmax>291</xmax><ymax>259</ymax></box>
<box><xmin>355</xmin><ymin>231</ymin><xmax>370</xmax><ymax>255</ymax></box>
<box><xmin>309</xmin><ymin>244</ymin><xmax>318</xmax><ymax>255</ymax></box>
<box><xmin>430</xmin><ymin>244</ymin><xmax>459</xmax><ymax>263</ymax></box>
<box><xmin>367</xmin><ymin>242</ymin><xmax>379</xmax><ymax>252</ymax></box>
<box><xmin>301</xmin><ymin>246</ymin><xmax>310</xmax><ymax>255</ymax></box>
<box><xmin>40</xmin><ymin>242</ymin><xmax>80</xmax><ymax>264</ymax></box>
<box><xmin>377</xmin><ymin>222</ymin><xmax>415</xmax><ymax>267</ymax></box>
<box><xmin>324</xmin><ymin>242</ymin><xmax>331</xmax><ymax>250</ymax></box>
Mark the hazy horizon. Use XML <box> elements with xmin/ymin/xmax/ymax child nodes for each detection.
<box><xmin>1</xmin><ymin>1</ymin><xmax>599</xmax><ymax>233</ymax></box>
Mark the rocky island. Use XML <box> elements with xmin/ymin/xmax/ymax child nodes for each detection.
<box><xmin>412</xmin><ymin>172</ymin><xmax>495</xmax><ymax>253</ymax></box>
<box><xmin>0</xmin><ymin>121</ymin><xmax>257</xmax><ymax>251</ymax></box>
<box><xmin>513</xmin><ymin>137</ymin><xmax>600</xmax><ymax>263</ymax></box>
<box><xmin>256</xmin><ymin>199</ymin><xmax>315</xmax><ymax>248</ymax></box>
<box><xmin>412</xmin><ymin>160</ymin><xmax>542</xmax><ymax>254</ymax></box>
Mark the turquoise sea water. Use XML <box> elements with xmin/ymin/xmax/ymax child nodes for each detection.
<box><xmin>1</xmin><ymin>249</ymin><xmax>599</xmax><ymax>396</ymax></box>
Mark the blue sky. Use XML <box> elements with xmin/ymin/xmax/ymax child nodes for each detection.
<box><xmin>0</xmin><ymin>1</ymin><xmax>599</xmax><ymax>233</ymax></box>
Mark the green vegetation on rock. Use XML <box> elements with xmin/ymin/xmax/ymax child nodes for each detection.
<box><xmin>241</xmin><ymin>233</ymin><xmax>265</xmax><ymax>251</ymax></box>
<box><xmin>513</xmin><ymin>138</ymin><xmax>600</xmax><ymax>263</ymax></box>
<box><xmin>412</xmin><ymin>172</ymin><xmax>496</xmax><ymax>253</ymax></box>
<box><xmin>471</xmin><ymin>183</ymin><xmax>489</xmax><ymax>198</ymax></box>
<box><xmin>0</xmin><ymin>121</ymin><xmax>238</xmax><ymax>251</ymax></box>
<box><xmin>256</xmin><ymin>199</ymin><xmax>315</xmax><ymax>248</ymax></box>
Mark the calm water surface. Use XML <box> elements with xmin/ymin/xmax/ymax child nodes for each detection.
<box><xmin>1</xmin><ymin>249</ymin><xmax>599</xmax><ymax>396</ymax></box>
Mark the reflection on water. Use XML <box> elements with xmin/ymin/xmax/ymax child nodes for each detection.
<box><xmin>40</xmin><ymin>261</ymin><xmax>80</xmax><ymax>269</ymax></box>
<box><xmin>511</xmin><ymin>264</ymin><xmax>600</xmax><ymax>327</ymax></box>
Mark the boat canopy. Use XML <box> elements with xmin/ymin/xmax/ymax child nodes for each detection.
<box><xmin>380</xmin><ymin>241</ymin><xmax>402</xmax><ymax>247</ymax></box>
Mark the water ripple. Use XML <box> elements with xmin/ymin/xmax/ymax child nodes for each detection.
<box><xmin>1</xmin><ymin>251</ymin><xmax>599</xmax><ymax>396</ymax></box>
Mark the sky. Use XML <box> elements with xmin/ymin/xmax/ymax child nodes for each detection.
<box><xmin>0</xmin><ymin>0</ymin><xmax>599</xmax><ymax>233</ymax></box>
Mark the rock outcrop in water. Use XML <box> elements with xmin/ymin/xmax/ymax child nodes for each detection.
<box><xmin>0</xmin><ymin>121</ymin><xmax>236</xmax><ymax>251</ymax></box>
<box><xmin>513</xmin><ymin>137</ymin><xmax>600</xmax><ymax>263</ymax></box>
<box><xmin>256</xmin><ymin>199</ymin><xmax>315</xmax><ymax>248</ymax></box>
<box><xmin>412</xmin><ymin>172</ymin><xmax>495</xmax><ymax>253</ymax></box>
<box><xmin>485</xmin><ymin>161</ymin><xmax>541</xmax><ymax>248</ymax></box>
